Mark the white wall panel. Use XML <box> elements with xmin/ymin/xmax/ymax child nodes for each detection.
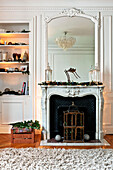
<box><xmin>103</xmin><ymin>16</ymin><xmax>112</xmax><ymax>92</ymax></box>
<box><xmin>102</xmin><ymin>14</ymin><xmax>113</xmax><ymax>134</ymax></box>
<box><xmin>2</xmin><ymin>100</ymin><xmax>24</xmax><ymax>124</ymax></box>
<box><xmin>103</xmin><ymin>103</ymin><xmax>112</xmax><ymax>126</ymax></box>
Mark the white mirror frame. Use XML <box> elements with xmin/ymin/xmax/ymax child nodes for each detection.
<box><xmin>43</xmin><ymin>8</ymin><xmax>100</xmax><ymax>79</ymax></box>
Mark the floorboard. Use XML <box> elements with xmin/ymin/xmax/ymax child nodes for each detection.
<box><xmin>0</xmin><ymin>134</ymin><xmax>113</xmax><ymax>149</ymax></box>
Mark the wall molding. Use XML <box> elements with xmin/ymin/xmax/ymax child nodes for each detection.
<box><xmin>48</xmin><ymin>45</ymin><xmax>94</xmax><ymax>54</ymax></box>
<box><xmin>0</xmin><ymin>6</ymin><xmax>113</xmax><ymax>12</ymax></box>
<box><xmin>48</xmin><ymin>50</ymin><xmax>94</xmax><ymax>55</ymax></box>
<box><xmin>103</xmin><ymin>15</ymin><xmax>112</xmax><ymax>92</ymax></box>
<box><xmin>48</xmin><ymin>45</ymin><xmax>94</xmax><ymax>55</ymax></box>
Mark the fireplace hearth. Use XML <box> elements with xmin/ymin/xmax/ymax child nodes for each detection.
<box><xmin>41</xmin><ymin>85</ymin><xmax>104</xmax><ymax>140</ymax></box>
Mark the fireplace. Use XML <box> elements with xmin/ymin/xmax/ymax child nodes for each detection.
<box><xmin>41</xmin><ymin>85</ymin><xmax>104</xmax><ymax>140</ymax></box>
<box><xmin>50</xmin><ymin>95</ymin><xmax>96</xmax><ymax>140</ymax></box>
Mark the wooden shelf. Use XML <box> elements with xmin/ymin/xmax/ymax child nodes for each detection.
<box><xmin>0</xmin><ymin>45</ymin><xmax>29</xmax><ymax>48</ymax></box>
<box><xmin>0</xmin><ymin>72</ymin><xmax>29</xmax><ymax>74</ymax></box>
<box><xmin>0</xmin><ymin>33</ymin><xmax>29</xmax><ymax>38</ymax></box>
<box><xmin>0</xmin><ymin>61</ymin><xmax>29</xmax><ymax>64</ymax></box>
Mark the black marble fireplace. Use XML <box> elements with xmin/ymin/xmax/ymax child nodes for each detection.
<box><xmin>50</xmin><ymin>95</ymin><xmax>96</xmax><ymax>140</ymax></box>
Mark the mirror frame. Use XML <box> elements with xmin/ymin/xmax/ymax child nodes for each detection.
<box><xmin>43</xmin><ymin>8</ymin><xmax>100</xmax><ymax>79</ymax></box>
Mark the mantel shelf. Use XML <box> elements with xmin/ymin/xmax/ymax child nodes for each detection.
<box><xmin>40</xmin><ymin>85</ymin><xmax>104</xmax><ymax>88</ymax></box>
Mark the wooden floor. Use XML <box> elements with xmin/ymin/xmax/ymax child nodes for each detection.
<box><xmin>0</xmin><ymin>134</ymin><xmax>113</xmax><ymax>149</ymax></box>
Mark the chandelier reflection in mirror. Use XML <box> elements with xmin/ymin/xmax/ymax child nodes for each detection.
<box><xmin>55</xmin><ymin>31</ymin><xmax>76</xmax><ymax>50</ymax></box>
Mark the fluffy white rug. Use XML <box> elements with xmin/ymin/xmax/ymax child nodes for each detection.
<box><xmin>0</xmin><ymin>148</ymin><xmax>113</xmax><ymax>170</ymax></box>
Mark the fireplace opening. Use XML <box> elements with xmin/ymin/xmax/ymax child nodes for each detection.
<box><xmin>50</xmin><ymin>95</ymin><xmax>96</xmax><ymax>140</ymax></box>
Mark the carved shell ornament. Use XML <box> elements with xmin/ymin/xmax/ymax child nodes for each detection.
<box><xmin>61</xmin><ymin>8</ymin><xmax>82</xmax><ymax>17</ymax></box>
<box><xmin>45</xmin><ymin>8</ymin><xmax>98</xmax><ymax>24</ymax></box>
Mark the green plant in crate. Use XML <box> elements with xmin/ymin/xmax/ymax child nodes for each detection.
<box><xmin>10</xmin><ymin>120</ymin><xmax>40</xmax><ymax>132</ymax></box>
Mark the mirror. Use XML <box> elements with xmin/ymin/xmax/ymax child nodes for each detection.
<box><xmin>44</xmin><ymin>8</ymin><xmax>99</xmax><ymax>82</ymax></box>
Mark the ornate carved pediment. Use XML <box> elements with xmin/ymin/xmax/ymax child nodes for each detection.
<box><xmin>45</xmin><ymin>8</ymin><xmax>98</xmax><ymax>24</ymax></box>
<box><xmin>61</xmin><ymin>8</ymin><xmax>83</xmax><ymax>17</ymax></box>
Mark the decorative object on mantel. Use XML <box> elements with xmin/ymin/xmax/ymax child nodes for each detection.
<box><xmin>10</xmin><ymin>120</ymin><xmax>40</xmax><ymax>143</ymax></box>
<box><xmin>89</xmin><ymin>65</ymin><xmax>93</xmax><ymax>82</ymax></box>
<box><xmin>89</xmin><ymin>65</ymin><xmax>100</xmax><ymax>83</ymax></box>
<box><xmin>45</xmin><ymin>62</ymin><xmax>52</xmax><ymax>83</ymax></box>
<box><xmin>64</xmin><ymin>68</ymin><xmax>80</xmax><ymax>82</ymax></box>
<box><xmin>93</xmin><ymin>66</ymin><xmax>100</xmax><ymax>82</ymax></box>
<box><xmin>39</xmin><ymin>81</ymin><xmax>103</xmax><ymax>86</ymax></box>
<box><xmin>56</xmin><ymin>31</ymin><xmax>76</xmax><ymax>50</ymax></box>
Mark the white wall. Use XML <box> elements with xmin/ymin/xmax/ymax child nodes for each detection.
<box><xmin>0</xmin><ymin>0</ymin><xmax>112</xmax><ymax>134</ymax></box>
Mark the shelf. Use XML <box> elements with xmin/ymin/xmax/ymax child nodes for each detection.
<box><xmin>0</xmin><ymin>61</ymin><xmax>29</xmax><ymax>64</ymax></box>
<box><xmin>0</xmin><ymin>72</ymin><xmax>29</xmax><ymax>74</ymax></box>
<box><xmin>0</xmin><ymin>95</ymin><xmax>30</xmax><ymax>98</ymax></box>
<box><xmin>0</xmin><ymin>33</ymin><xmax>29</xmax><ymax>38</ymax></box>
<box><xmin>0</xmin><ymin>45</ymin><xmax>29</xmax><ymax>49</ymax></box>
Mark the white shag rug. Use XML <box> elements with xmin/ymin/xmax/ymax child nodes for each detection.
<box><xmin>0</xmin><ymin>148</ymin><xmax>113</xmax><ymax>170</ymax></box>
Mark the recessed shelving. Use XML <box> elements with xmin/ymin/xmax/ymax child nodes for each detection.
<box><xmin>0</xmin><ymin>22</ymin><xmax>30</xmax><ymax>95</ymax></box>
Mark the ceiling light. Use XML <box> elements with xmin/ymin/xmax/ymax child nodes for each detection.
<box><xmin>55</xmin><ymin>31</ymin><xmax>76</xmax><ymax>50</ymax></box>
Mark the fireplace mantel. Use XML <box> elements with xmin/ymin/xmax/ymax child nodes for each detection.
<box><xmin>41</xmin><ymin>85</ymin><xmax>104</xmax><ymax>140</ymax></box>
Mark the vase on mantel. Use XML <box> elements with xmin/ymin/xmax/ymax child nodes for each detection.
<box><xmin>89</xmin><ymin>65</ymin><xmax>93</xmax><ymax>82</ymax></box>
<box><xmin>45</xmin><ymin>63</ymin><xmax>52</xmax><ymax>83</ymax></box>
<box><xmin>93</xmin><ymin>66</ymin><xmax>100</xmax><ymax>83</ymax></box>
<box><xmin>89</xmin><ymin>66</ymin><xmax>100</xmax><ymax>83</ymax></box>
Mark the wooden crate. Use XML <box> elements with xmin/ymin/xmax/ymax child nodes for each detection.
<box><xmin>11</xmin><ymin>129</ymin><xmax>35</xmax><ymax>144</ymax></box>
<box><xmin>63</xmin><ymin>110</ymin><xmax>84</xmax><ymax>142</ymax></box>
